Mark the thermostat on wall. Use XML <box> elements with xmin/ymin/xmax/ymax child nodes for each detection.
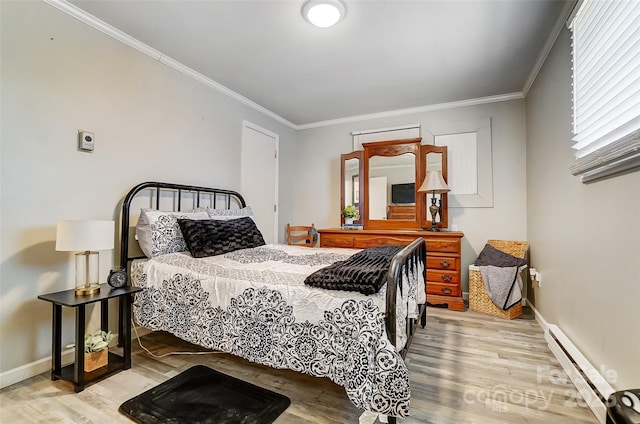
<box><xmin>78</xmin><ymin>130</ymin><xmax>94</xmax><ymax>152</ymax></box>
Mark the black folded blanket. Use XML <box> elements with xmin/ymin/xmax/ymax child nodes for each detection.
<box><xmin>304</xmin><ymin>245</ymin><xmax>404</xmax><ymax>295</ymax></box>
<box><xmin>474</xmin><ymin>244</ymin><xmax>527</xmax><ymax>268</ymax></box>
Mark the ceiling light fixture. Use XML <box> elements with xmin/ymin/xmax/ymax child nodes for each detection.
<box><xmin>302</xmin><ymin>0</ymin><xmax>346</xmax><ymax>28</ymax></box>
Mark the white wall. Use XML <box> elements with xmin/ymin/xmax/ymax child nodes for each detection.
<box><xmin>295</xmin><ymin>100</ymin><xmax>528</xmax><ymax>291</ymax></box>
<box><xmin>526</xmin><ymin>27</ymin><xmax>640</xmax><ymax>390</ymax></box>
<box><xmin>0</xmin><ymin>0</ymin><xmax>297</xmax><ymax>381</ymax></box>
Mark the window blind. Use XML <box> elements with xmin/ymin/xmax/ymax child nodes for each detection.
<box><xmin>568</xmin><ymin>0</ymin><xmax>640</xmax><ymax>182</ymax></box>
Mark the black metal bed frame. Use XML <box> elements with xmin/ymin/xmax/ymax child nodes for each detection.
<box><xmin>120</xmin><ymin>181</ymin><xmax>246</xmax><ymax>267</ymax></box>
<box><xmin>386</xmin><ymin>238</ymin><xmax>428</xmax><ymax>360</ymax></box>
<box><xmin>119</xmin><ymin>181</ymin><xmax>426</xmax><ymax>423</ymax></box>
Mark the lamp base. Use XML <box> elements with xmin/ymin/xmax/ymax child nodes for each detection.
<box><xmin>75</xmin><ymin>284</ymin><xmax>101</xmax><ymax>296</ymax></box>
<box><xmin>74</xmin><ymin>251</ymin><xmax>100</xmax><ymax>296</ymax></box>
<box><xmin>428</xmin><ymin>197</ymin><xmax>440</xmax><ymax>232</ymax></box>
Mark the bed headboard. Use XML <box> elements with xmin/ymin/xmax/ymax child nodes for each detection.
<box><xmin>120</xmin><ymin>181</ymin><xmax>246</xmax><ymax>267</ymax></box>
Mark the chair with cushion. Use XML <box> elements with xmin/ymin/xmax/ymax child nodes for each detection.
<box><xmin>469</xmin><ymin>239</ymin><xmax>528</xmax><ymax>319</ymax></box>
<box><xmin>286</xmin><ymin>224</ymin><xmax>318</xmax><ymax>247</ymax></box>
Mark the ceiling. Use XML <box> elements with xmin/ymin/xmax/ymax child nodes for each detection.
<box><xmin>68</xmin><ymin>0</ymin><xmax>571</xmax><ymax>128</ymax></box>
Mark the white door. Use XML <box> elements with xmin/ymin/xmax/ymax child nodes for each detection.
<box><xmin>369</xmin><ymin>176</ymin><xmax>388</xmax><ymax>220</ymax></box>
<box><xmin>241</xmin><ymin>121</ymin><xmax>278</xmax><ymax>244</ymax></box>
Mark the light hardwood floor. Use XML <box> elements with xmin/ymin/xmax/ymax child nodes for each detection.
<box><xmin>0</xmin><ymin>306</ymin><xmax>599</xmax><ymax>423</ymax></box>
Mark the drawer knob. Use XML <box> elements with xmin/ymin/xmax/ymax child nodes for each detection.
<box><xmin>441</xmin><ymin>287</ymin><xmax>452</xmax><ymax>294</ymax></box>
<box><xmin>442</xmin><ymin>275</ymin><xmax>453</xmax><ymax>282</ymax></box>
<box><xmin>440</xmin><ymin>260</ymin><xmax>450</xmax><ymax>268</ymax></box>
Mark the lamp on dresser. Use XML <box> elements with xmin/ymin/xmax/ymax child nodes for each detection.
<box><xmin>56</xmin><ymin>220</ymin><xmax>114</xmax><ymax>295</ymax></box>
<box><xmin>418</xmin><ymin>171</ymin><xmax>450</xmax><ymax>231</ymax></box>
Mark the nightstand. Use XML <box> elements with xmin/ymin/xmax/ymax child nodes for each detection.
<box><xmin>38</xmin><ymin>284</ymin><xmax>142</xmax><ymax>392</ymax></box>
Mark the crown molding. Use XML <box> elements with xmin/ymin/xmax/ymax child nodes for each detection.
<box><xmin>42</xmin><ymin>0</ymin><xmax>298</xmax><ymax>130</ymax></box>
<box><xmin>296</xmin><ymin>92</ymin><xmax>524</xmax><ymax>130</ymax></box>
<box><xmin>43</xmin><ymin>0</ymin><xmax>529</xmax><ymax>132</ymax></box>
<box><xmin>522</xmin><ymin>0</ymin><xmax>577</xmax><ymax>97</ymax></box>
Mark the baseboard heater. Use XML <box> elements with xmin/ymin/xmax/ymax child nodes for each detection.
<box><xmin>545</xmin><ymin>324</ymin><xmax>614</xmax><ymax>424</ymax></box>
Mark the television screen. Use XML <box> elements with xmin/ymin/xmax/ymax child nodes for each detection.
<box><xmin>391</xmin><ymin>183</ymin><xmax>415</xmax><ymax>204</ymax></box>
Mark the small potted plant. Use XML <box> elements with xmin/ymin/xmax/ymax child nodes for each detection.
<box><xmin>342</xmin><ymin>205</ymin><xmax>360</xmax><ymax>224</ymax></box>
<box><xmin>84</xmin><ymin>330</ymin><xmax>114</xmax><ymax>372</ymax></box>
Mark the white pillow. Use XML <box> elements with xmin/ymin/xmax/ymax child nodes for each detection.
<box><xmin>206</xmin><ymin>206</ymin><xmax>254</xmax><ymax>221</ymax></box>
<box><xmin>136</xmin><ymin>209</ymin><xmax>209</xmax><ymax>257</ymax></box>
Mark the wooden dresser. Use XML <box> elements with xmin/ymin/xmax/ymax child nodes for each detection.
<box><xmin>319</xmin><ymin>228</ymin><xmax>465</xmax><ymax>311</ymax></box>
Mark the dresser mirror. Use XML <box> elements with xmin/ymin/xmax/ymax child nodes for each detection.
<box><xmin>362</xmin><ymin>138</ymin><xmax>422</xmax><ymax>230</ymax></box>
<box><xmin>419</xmin><ymin>145</ymin><xmax>448</xmax><ymax>229</ymax></box>
<box><xmin>340</xmin><ymin>138</ymin><xmax>449</xmax><ymax>230</ymax></box>
<box><xmin>340</xmin><ymin>151</ymin><xmax>363</xmax><ymax>225</ymax></box>
<box><xmin>368</xmin><ymin>153</ymin><xmax>416</xmax><ymax>221</ymax></box>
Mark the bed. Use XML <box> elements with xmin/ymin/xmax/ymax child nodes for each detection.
<box><xmin>120</xmin><ymin>181</ymin><xmax>427</xmax><ymax>421</ymax></box>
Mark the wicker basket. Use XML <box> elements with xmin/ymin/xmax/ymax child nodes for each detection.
<box><xmin>469</xmin><ymin>240</ymin><xmax>528</xmax><ymax>319</ymax></box>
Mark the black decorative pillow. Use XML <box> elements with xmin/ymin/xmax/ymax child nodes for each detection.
<box><xmin>177</xmin><ymin>217</ymin><xmax>266</xmax><ymax>258</ymax></box>
<box><xmin>474</xmin><ymin>244</ymin><xmax>526</xmax><ymax>267</ymax></box>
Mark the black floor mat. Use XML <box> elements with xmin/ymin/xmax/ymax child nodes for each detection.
<box><xmin>119</xmin><ymin>365</ymin><xmax>291</xmax><ymax>424</ymax></box>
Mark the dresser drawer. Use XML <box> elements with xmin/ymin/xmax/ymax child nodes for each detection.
<box><xmin>424</xmin><ymin>238</ymin><xmax>460</xmax><ymax>253</ymax></box>
<box><xmin>426</xmin><ymin>256</ymin><xmax>459</xmax><ymax>271</ymax></box>
<box><xmin>427</xmin><ymin>282</ymin><xmax>462</xmax><ymax>297</ymax></box>
<box><xmin>426</xmin><ymin>269</ymin><xmax>460</xmax><ymax>284</ymax></box>
<box><xmin>320</xmin><ymin>234</ymin><xmax>354</xmax><ymax>248</ymax></box>
<box><xmin>354</xmin><ymin>236</ymin><xmax>411</xmax><ymax>249</ymax></box>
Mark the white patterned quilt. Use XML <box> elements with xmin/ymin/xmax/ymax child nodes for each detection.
<box><xmin>131</xmin><ymin>244</ymin><xmax>425</xmax><ymax>418</ymax></box>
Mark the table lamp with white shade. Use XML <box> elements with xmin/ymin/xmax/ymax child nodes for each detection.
<box><xmin>417</xmin><ymin>171</ymin><xmax>450</xmax><ymax>231</ymax></box>
<box><xmin>56</xmin><ymin>220</ymin><xmax>114</xmax><ymax>296</ymax></box>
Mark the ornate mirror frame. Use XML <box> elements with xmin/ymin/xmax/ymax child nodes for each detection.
<box><xmin>363</xmin><ymin>138</ymin><xmax>422</xmax><ymax>230</ymax></box>
<box><xmin>419</xmin><ymin>144</ymin><xmax>449</xmax><ymax>229</ymax></box>
<box><xmin>340</xmin><ymin>138</ymin><xmax>448</xmax><ymax>230</ymax></box>
<box><xmin>340</xmin><ymin>150</ymin><xmax>364</xmax><ymax>225</ymax></box>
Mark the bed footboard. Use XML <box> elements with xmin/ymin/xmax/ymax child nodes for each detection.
<box><xmin>384</xmin><ymin>238</ymin><xmax>426</xmax><ymax>424</ymax></box>
<box><xmin>385</xmin><ymin>237</ymin><xmax>427</xmax><ymax>359</ymax></box>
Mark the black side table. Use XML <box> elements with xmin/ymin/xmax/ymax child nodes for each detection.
<box><xmin>38</xmin><ymin>284</ymin><xmax>142</xmax><ymax>392</ymax></box>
